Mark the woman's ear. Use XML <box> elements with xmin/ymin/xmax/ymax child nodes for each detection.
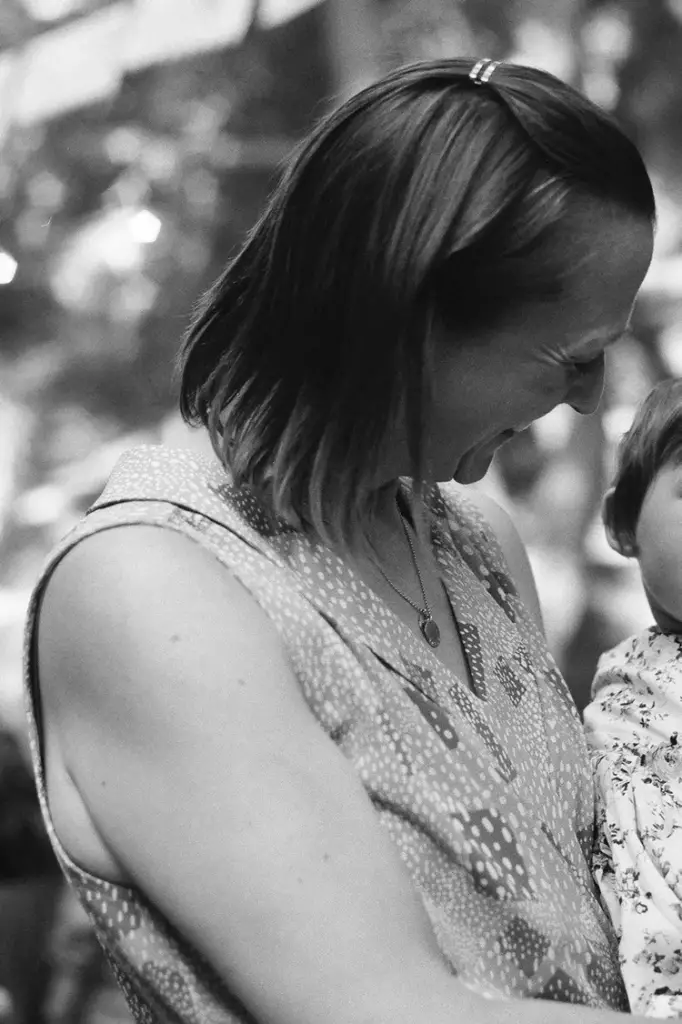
<box><xmin>601</xmin><ymin>487</ymin><xmax>637</xmax><ymax>557</ymax></box>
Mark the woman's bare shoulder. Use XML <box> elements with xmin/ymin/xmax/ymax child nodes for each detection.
<box><xmin>42</xmin><ymin>521</ymin><xmax>253</xmax><ymax>607</ymax></box>
<box><xmin>38</xmin><ymin>523</ymin><xmax>291</xmax><ymax>718</ymax></box>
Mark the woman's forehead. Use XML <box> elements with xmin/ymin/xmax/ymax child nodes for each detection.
<box><xmin>560</xmin><ymin>216</ymin><xmax>652</xmax><ymax>325</ymax></box>
<box><xmin>570</xmin><ymin>209</ymin><xmax>653</xmax><ymax>283</ymax></box>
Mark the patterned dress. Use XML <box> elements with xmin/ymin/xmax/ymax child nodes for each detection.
<box><xmin>24</xmin><ymin>444</ymin><xmax>628</xmax><ymax>1023</ymax></box>
<box><xmin>585</xmin><ymin>628</ymin><xmax>682</xmax><ymax>1017</ymax></box>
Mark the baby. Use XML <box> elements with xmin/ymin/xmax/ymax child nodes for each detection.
<box><xmin>584</xmin><ymin>378</ymin><xmax>682</xmax><ymax>1018</ymax></box>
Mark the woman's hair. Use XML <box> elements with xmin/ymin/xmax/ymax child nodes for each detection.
<box><xmin>605</xmin><ymin>378</ymin><xmax>682</xmax><ymax>550</ymax></box>
<box><xmin>175</xmin><ymin>57</ymin><xmax>655</xmax><ymax>554</ymax></box>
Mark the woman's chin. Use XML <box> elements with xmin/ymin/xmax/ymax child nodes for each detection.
<box><xmin>452</xmin><ymin>449</ymin><xmax>495</xmax><ymax>485</ymax></box>
<box><xmin>450</xmin><ymin>431</ymin><xmax>515</xmax><ymax>485</ymax></box>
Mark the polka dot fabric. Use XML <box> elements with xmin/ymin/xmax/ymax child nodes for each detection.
<box><xmin>24</xmin><ymin>445</ymin><xmax>628</xmax><ymax>1021</ymax></box>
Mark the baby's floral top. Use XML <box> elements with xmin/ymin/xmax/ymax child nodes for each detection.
<box><xmin>585</xmin><ymin>627</ymin><xmax>682</xmax><ymax>1018</ymax></box>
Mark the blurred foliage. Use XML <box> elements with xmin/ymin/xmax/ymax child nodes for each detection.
<box><xmin>0</xmin><ymin>729</ymin><xmax>59</xmax><ymax>879</ymax></box>
<box><xmin>0</xmin><ymin>7</ymin><xmax>329</xmax><ymax>432</ymax></box>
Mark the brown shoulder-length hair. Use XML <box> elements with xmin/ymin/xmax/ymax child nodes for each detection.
<box><xmin>175</xmin><ymin>57</ymin><xmax>655</xmax><ymax>555</ymax></box>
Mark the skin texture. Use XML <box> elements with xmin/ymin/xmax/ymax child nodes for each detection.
<box><xmin>424</xmin><ymin>208</ymin><xmax>654</xmax><ymax>487</ymax></box>
<box><xmin>603</xmin><ymin>462</ymin><xmax>682</xmax><ymax>633</ymax></box>
<box><xmin>631</xmin><ymin>464</ymin><xmax>682</xmax><ymax>631</ymax></box>
<box><xmin>37</xmin><ymin>206</ymin><xmax>655</xmax><ymax>1024</ymax></box>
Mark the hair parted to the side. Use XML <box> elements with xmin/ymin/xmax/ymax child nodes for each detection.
<box><xmin>175</xmin><ymin>57</ymin><xmax>655</xmax><ymax>555</ymax></box>
<box><xmin>605</xmin><ymin>379</ymin><xmax>682</xmax><ymax>550</ymax></box>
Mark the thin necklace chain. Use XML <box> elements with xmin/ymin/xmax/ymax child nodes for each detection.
<box><xmin>373</xmin><ymin>507</ymin><xmax>432</xmax><ymax>616</ymax></box>
<box><xmin>369</xmin><ymin>499</ymin><xmax>441</xmax><ymax>648</ymax></box>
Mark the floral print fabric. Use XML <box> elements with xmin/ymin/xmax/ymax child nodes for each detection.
<box><xmin>24</xmin><ymin>445</ymin><xmax>628</xmax><ymax>1022</ymax></box>
<box><xmin>585</xmin><ymin>628</ymin><xmax>682</xmax><ymax>1017</ymax></box>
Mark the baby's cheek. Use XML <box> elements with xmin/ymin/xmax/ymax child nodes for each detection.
<box><xmin>641</xmin><ymin>546</ymin><xmax>682</xmax><ymax>619</ymax></box>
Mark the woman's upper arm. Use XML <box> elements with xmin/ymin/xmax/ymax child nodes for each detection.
<box><xmin>464</xmin><ymin>489</ymin><xmax>545</xmax><ymax>635</ymax></box>
<box><xmin>36</xmin><ymin>525</ymin><xmax>471</xmax><ymax>1024</ymax></box>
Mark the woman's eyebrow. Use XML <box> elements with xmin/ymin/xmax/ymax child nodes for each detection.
<box><xmin>581</xmin><ymin>328</ymin><xmax>631</xmax><ymax>352</ymax></box>
<box><xmin>567</xmin><ymin>329</ymin><xmax>629</xmax><ymax>362</ymax></box>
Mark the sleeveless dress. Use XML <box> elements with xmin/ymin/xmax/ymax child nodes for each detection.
<box><xmin>23</xmin><ymin>444</ymin><xmax>628</xmax><ymax>1022</ymax></box>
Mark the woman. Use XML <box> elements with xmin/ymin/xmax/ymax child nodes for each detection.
<box><xmin>26</xmin><ymin>58</ymin><xmax>655</xmax><ymax>1022</ymax></box>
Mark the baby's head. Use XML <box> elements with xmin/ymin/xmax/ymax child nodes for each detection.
<box><xmin>603</xmin><ymin>378</ymin><xmax>682</xmax><ymax>631</ymax></box>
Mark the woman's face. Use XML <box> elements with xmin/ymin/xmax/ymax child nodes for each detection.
<box><xmin>424</xmin><ymin>210</ymin><xmax>654</xmax><ymax>485</ymax></box>
<box><xmin>635</xmin><ymin>463</ymin><xmax>682</xmax><ymax>631</ymax></box>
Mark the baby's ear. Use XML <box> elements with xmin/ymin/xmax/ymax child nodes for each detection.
<box><xmin>601</xmin><ymin>487</ymin><xmax>637</xmax><ymax>558</ymax></box>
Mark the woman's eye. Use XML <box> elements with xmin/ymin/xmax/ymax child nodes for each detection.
<box><xmin>572</xmin><ymin>354</ymin><xmax>603</xmax><ymax>375</ymax></box>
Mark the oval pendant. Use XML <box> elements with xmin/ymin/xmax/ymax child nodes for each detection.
<box><xmin>419</xmin><ymin>612</ymin><xmax>441</xmax><ymax>648</ymax></box>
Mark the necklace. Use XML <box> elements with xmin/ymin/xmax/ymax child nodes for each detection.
<box><xmin>371</xmin><ymin>499</ymin><xmax>441</xmax><ymax>649</ymax></box>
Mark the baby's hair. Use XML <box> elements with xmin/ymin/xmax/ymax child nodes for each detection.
<box><xmin>606</xmin><ymin>378</ymin><xmax>682</xmax><ymax>549</ymax></box>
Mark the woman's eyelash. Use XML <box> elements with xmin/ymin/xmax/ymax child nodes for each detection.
<box><xmin>571</xmin><ymin>354</ymin><xmax>603</xmax><ymax>373</ymax></box>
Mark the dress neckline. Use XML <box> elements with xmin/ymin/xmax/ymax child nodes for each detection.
<box><xmin>287</xmin><ymin>476</ymin><xmax>488</xmax><ymax>707</ymax></box>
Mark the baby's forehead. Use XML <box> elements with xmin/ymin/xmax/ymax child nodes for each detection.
<box><xmin>637</xmin><ymin>460</ymin><xmax>682</xmax><ymax>515</ymax></box>
<box><xmin>652</xmin><ymin>456</ymin><xmax>682</xmax><ymax>480</ymax></box>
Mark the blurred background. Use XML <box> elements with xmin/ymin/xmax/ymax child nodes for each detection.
<box><xmin>0</xmin><ymin>0</ymin><xmax>681</xmax><ymax>1020</ymax></box>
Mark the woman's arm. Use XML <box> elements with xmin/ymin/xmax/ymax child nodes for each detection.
<box><xmin>38</xmin><ymin>525</ymin><xmax>637</xmax><ymax>1024</ymax></box>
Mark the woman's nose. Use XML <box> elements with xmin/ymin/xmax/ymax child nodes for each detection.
<box><xmin>567</xmin><ymin>355</ymin><xmax>605</xmax><ymax>415</ymax></box>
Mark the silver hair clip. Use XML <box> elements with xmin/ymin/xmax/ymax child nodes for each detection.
<box><xmin>469</xmin><ymin>59</ymin><xmax>499</xmax><ymax>86</ymax></box>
